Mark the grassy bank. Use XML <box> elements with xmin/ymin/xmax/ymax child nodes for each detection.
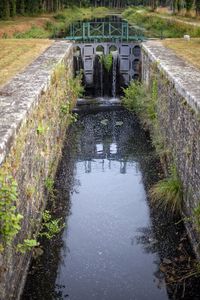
<box><xmin>0</xmin><ymin>7</ymin><xmax>109</xmax><ymax>38</ymax></box>
<box><xmin>0</xmin><ymin>39</ymin><xmax>53</xmax><ymax>87</ymax></box>
<box><xmin>122</xmin><ymin>7</ymin><xmax>200</xmax><ymax>38</ymax></box>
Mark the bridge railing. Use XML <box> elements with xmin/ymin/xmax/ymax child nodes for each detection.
<box><xmin>65</xmin><ymin>21</ymin><xmax>145</xmax><ymax>42</ymax></box>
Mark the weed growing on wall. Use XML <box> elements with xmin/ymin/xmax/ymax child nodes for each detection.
<box><xmin>38</xmin><ymin>210</ymin><xmax>64</xmax><ymax>240</ymax></box>
<box><xmin>45</xmin><ymin>177</ymin><xmax>55</xmax><ymax>193</ymax></box>
<box><xmin>100</xmin><ymin>54</ymin><xmax>113</xmax><ymax>72</ymax></box>
<box><xmin>150</xmin><ymin>166</ymin><xmax>183</xmax><ymax>214</ymax></box>
<box><xmin>17</xmin><ymin>239</ymin><xmax>39</xmax><ymax>254</ymax></box>
<box><xmin>122</xmin><ymin>79</ymin><xmax>157</xmax><ymax>128</ymax></box>
<box><xmin>122</xmin><ymin>80</ymin><xmax>146</xmax><ymax>113</ymax></box>
<box><xmin>16</xmin><ymin>210</ymin><xmax>64</xmax><ymax>254</ymax></box>
<box><xmin>0</xmin><ymin>169</ymin><xmax>23</xmax><ymax>251</ymax></box>
<box><xmin>193</xmin><ymin>204</ymin><xmax>200</xmax><ymax>232</ymax></box>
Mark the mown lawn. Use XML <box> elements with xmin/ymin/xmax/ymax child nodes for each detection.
<box><xmin>163</xmin><ymin>38</ymin><xmax>200</xmax><ymax>69</ymax></box>
<box><xmin>0</xmin><ymin>39</ymin><xmax>53</xmax><ymax>87</ymax></box>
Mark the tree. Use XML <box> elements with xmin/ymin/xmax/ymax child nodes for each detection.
<box><xmin>196</xmin><ymin>0</ymin><xmax>200</xmax><ymax>15</ymax></box>
<box><xmin>185</xmin><ymin>0</ymin><xmax>194</xmax><ymax>14</ymax></box>
<box><xmin>10</xmin><ymin>0</ymin><xmax>17</xmax><ymax>17</ymax></box>
<box><xmin>1</xmin><ymin>0</ymin><xmax>10</xmax><ymax>19</ymax></box>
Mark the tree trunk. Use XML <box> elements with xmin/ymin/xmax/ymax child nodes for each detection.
<box><xmin>2</xmin><ymin>0</ymin><xmax>10</xmax><ymax>19</ymax></box>
<box><xmin>185</xmin><ymin>0</ymin><xmax>193</xmax><ymax>14</ymax></box>
<box><xmin>10</xmin><ymin>0</ymin><xmax>16</xmax><ymax>17</ymax></box>
<box><xmin>19</xmin><ymin>0</ymin><xmax>25</xmax><ymax>14</ymax></box>
<box><xmin>196</xmin><ymin>0</ymin><xmax>200</xmax><ymax>15</ymax></box>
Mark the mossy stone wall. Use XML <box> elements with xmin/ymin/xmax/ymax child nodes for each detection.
<box><xmin>0</xmin><ymin>41</ymin><xmax>75</xmax><ymax>299</ymax></box>
<box><xmin>142</xmin><ymin>41</ymin><xmax>200</xmax><ymax>256</ymax></box>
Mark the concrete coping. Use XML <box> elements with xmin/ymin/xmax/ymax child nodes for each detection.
<box><xmin>0</xmin><ymin>40</ymin><xmax>73</xmax><ymax>166</ymax></box>
<box><xmin>142</xmin><ymin>40</ymin><xmax>200</xmax><ymax>114</ymax></box>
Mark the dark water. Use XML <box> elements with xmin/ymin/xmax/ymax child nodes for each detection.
<box><xmin>22</xmin><ymin>108</ymin><xmax>200</xmax><ymax>300</ymax></box>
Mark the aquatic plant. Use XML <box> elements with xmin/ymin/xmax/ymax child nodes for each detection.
<box><xmin>150</xmin><ymin>167</ymin><xmax>183</xmax><ymax>214</ymax></box>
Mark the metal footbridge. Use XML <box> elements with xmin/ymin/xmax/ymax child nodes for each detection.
<box><xmin>64</xmin><ymin>20</ymin><xmax>145</xmax><ymax>42</ymax></box>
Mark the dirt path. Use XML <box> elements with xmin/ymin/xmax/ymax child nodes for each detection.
<box><xmin>151</xmin><ymin>13</ymin><xmax>200</xmax><ymax>27</ymax></box>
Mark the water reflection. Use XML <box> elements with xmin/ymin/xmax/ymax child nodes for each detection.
<box><xmin>22</xmin><ymin>108</ymin><xmax>200</xmax><ymax>300</ymax></box>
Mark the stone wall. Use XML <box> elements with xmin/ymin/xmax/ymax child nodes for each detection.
<box><xmin>142</xmin><ymin>40</ymin><xmax>200</xmax><ymax>256</ymax></box>
<box><xmin>0</xmin><ymin>41</ymin><xmax>75</xmax><ymax>299</ymax></box>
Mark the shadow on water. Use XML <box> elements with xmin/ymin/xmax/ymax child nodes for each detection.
<box><xmin>22</xmin><ymin>107</ymin><xmax>200</xmax><ymax>300</ymax></box>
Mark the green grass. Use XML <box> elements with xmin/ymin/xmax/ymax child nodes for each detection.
<box><xmin>14</xmin><ymin>25</ymin><xmax>50</xmax><ymax>38</ymax></box>
<box><xmin>150</xmin><ymin>167</ymin><xmax>183</xmax><ymax>214</ymax></box>
<box><xmin>122</xmin><ymin>7</ymin><xmax>200</xmax><ymax>38</ymax></box>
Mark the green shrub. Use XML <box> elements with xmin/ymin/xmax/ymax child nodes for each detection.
<box><xmin>122</xmin><ymin>80</ymin><xmax>146</xmax><ymax>113</ymax></box>
<box><xmin>44</xmin><ymin>20</ymin><xmax>54</xmax><ymax>31</ymax></box>
<box><xmin>54</xmin><ymin>13</ymin><xmax>66</xmax><ymax>21</ymax></box>
<box><xmin>122</xmin><ymin>80</ymin><xmax>157</xmax><ymax>127</ymax></box>
<box><xmin>14</xmin><ymin>26</ymin><xmax>49</xmax><ymax>38</ymax></box>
